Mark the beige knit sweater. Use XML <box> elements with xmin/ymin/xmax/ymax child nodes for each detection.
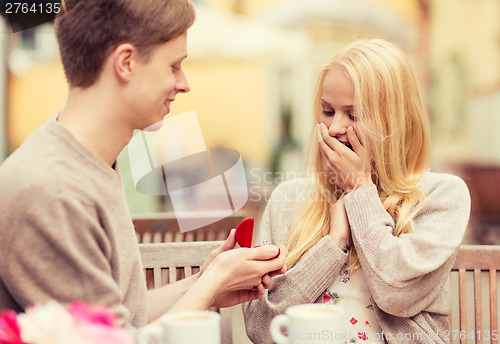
<box><xmin>0</xmin><ymin>116</ymin><xmax>147</xmax><ymax>327</ymax></box>
<box><xmin>243</xmin><ymin>173</ymin><xmax>470</xmax><ymax>343</ymax></box>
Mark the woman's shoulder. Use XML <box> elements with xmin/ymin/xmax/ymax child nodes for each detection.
<box><xmin>420</xmin><ymin>172</ymin><xmax>469</xmax><ymax>196</ymax></box>
<box><xmin>419</xmin><ymin>172</ymin><xmax>471</xmax><ymax>212</ymax></box>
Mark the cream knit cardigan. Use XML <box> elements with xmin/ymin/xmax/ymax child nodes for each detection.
<box><xmin>243</xmin><ymin>173</ymin><xmax>471</xmax><ymax>344</ymax></box>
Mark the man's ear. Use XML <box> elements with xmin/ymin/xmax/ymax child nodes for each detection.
<box><xmin>112</xmin><ymin>43</ymin><xmax>137</xmax><ymax>83</ymax></box>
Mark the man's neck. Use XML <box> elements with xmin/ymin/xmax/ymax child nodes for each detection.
<box><xmin>58</xmin><ymin>87</ymin><xmax>134</xmax><ymax>167</ymax></box>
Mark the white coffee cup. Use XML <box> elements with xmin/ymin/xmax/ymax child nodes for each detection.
<box><xmin>137</xmin><ymin>310</ymin><xmax>220</xmax><ymax>344</ymax></box>
<box><xmin>270</xmin><ymin>304</ymin><xmax>345</xmax><ymax>344</ymax></box>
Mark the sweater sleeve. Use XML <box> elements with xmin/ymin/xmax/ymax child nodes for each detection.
<box><xmin>1</xmin><ymin>194</ymin><xmax>131</xmax><ymax>324</ymax></box>
<box><xmin>242</xmin><ymin>180</ymin><xmax>349</xmax><ymax>344</ymax></box>
<box><xmin>344</xmin><ymin>174</ymin><xmax>471</xmax><ymax>318</ymax></box>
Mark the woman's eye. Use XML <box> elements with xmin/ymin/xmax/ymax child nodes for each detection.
<box><xmin>348</xmin><ymin>114</ymin><xmax>358</xmax><ymax>121</ymax></box>
<box><xmin>322</xmin><ymin>110</ymin><xmax>335</xmax><ymax>116</ymax></box>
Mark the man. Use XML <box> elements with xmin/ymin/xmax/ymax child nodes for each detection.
<box><xmin>0</xmin><ymin>0</ymin><xmax>286</xmax><ymax>327</ymax></box>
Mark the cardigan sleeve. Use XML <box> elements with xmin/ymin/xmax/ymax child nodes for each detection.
<box><xmin>0</xmin><ymin>194</ymin><xmax>131</xmax><ymax>324</ymax></box>
<box><xmin>242</xmin><ymin>179</ymin><xmax>349</xmax><ymax>344</ymax></box>
<box><xmin>344</xmin><ymin>173</ymin><xmax>471</xmax><ymax>318</ymax></box>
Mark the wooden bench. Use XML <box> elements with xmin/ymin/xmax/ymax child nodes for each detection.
<box><xmin>139</xmin><ymin>243</ymin><xmax>500</xmax><ymax>344</ymax></box>
<box><xmin>132</xmin><ymin>212</ymin><xmax>245</xmax><ymax>243</ymax></box>
<box><xmin>450</xmin><ymin>245</ymin><xmax>500</xmax><ymax>344</ymax></box>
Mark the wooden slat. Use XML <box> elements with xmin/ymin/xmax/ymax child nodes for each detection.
<box><xmin>173</xmin><ymin>232</ymin><xmax>183</xmax><ymax>242</ymax></box>
<box><xmin>217</xmin><ymin>231</ymin><xmax>228</xmax><ymax>241</ymax></box>
<box><xmin>206</xmin><ymin>231</ymin><xmax>216</xmax><ymax>241</ymax></box>
<box><xmin>194</xmin><ymin>231</ymin><xmax>203</xmax><ymax>241</ymax></box>
<box><xmin>473</xmin><ymin>269</ymin><xmax>482</xmax><ymax>344</ymax></box>
<box><xmin>142</xmin><ymin>232</ymin><xmax>152</xmax><ymax>243</ymax></box>
<box><xmin>185</xmin><ymin>266</ymin><xmax>192</xmax><ymax>278</ymax></box>
<box><xmin>169</xmin><ymin>266</ymin><xmax>176</xmax><ymax>283</ymax></box>
<box><xmin>185</xmin><ymin>231</ymin><xmax>194</xmax><ymax>242</ymax></box>
<box><xmin>153</xmin><ymin>267</ymin><xmax>162</xmax><ymax>288</ymax></box>
<box><xmin>152</xmin><ymin>232</ymin><xmax>162</xmax><ymax>243</ymax></box>
<box><xmin>491</xmin><ymin>269</ymin><xmax>498</xmax><ymax>344</ymax></box>
<box><xmin>459</xmin><ymin>268</ymin><xmax>467</xmax><ymax>344</ymax></box>
<box><xmin>164</xmin><ymin>231</ymin><xmax>174</xmax><ymax>242</ymax></box>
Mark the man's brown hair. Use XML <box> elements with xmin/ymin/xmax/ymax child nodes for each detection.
<box><xmin>55</xmin><ymin>0</ymin><xmax>196</xmax><ymax>88</ymax></box>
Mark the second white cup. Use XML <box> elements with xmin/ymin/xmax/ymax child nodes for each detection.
<box><xmin>137</xmin><ymin>310</ymin><xmax>220</xmax><ymax>344</ymax></box>
<box><xmin>270</xmin><ymin>304</ymin><xmax>345</xmax><ymax>344</ymax></box>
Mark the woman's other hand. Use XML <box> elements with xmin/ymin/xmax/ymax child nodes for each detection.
<box><xmin>328</xmin><ymin>198</ymin><xmax>351</xmax><ymax>252</ymax></box>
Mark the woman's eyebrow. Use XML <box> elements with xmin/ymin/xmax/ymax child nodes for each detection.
<box><xmin>320</xmin><ymin>99</ymin><xmax>331</xmax><ymax>106</ymax></box>
<box><xmin>320</xmin><ymin>99</ymin><xmax>353</xmax><ymax>110</ymax></box>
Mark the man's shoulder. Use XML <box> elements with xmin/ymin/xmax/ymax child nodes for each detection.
<box><xmin>0</xmin><ymin>159</ymin><xmax>81</xmax><ymax>217</ymax></box>
<box><xmin>0</xmin><ymin>134</ymin><xmax>95</xmax><ymax>217</ymax></box>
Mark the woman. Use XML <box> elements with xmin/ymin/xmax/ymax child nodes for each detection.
<box><xmin>243</xmin><ymin>39</ymin><xmax>470</xmax><ymax>343</ymax></box>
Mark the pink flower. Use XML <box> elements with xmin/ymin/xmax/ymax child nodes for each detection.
<box><xmin>18</xmin><ymin>301</ymin><xmax>77</xmax><ymax>344</ymax></box>
<box><xmin>349</xmin><ymin>317</ymin><xmax>358</xmax><ymax>325</ymax></box>
<box><xmin>0</xmin><ymin>310</ymin><xmax>26</xmax><ymax>344</ymax></box>
<box><xmin>1</xmin><ymin>301</ymin><xmax>133</xmax><ymax>344</ymax></box>
<box><xmin>68</xmin><ymin>302</ymin><xmax>133</xmax><ymax>344</ymax></box>
<box><xmin>68</xmin><ymin>302</ymin><xmax>117</xmax><ymax>327</ymax></box>
<box><xmin>358</xmin><ymin>332</ymin><xmax>367</xmax><ymax>341</ymax></box>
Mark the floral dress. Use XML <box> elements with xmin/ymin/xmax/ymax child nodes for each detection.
<box><xmin>323</xmin><ymin>264</ymin><xmax>384</xmax><ymax>343</ymax></box>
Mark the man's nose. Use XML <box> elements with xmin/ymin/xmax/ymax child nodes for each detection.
<box><xmin>175</xmin><ymin>71</ymin><xmax>190</xmax><ymax>94</ymax></box>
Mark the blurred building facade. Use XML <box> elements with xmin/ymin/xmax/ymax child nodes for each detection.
<box><xmin>1</xmin><ymin>0</ymin><xmax>500</xmax><ymax>238</ymax></box>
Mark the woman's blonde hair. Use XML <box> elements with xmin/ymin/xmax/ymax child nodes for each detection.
<box><xmin>285</xmin><ymin>39</ymin><xmax>431</xmax><ymax>270</ymax></box>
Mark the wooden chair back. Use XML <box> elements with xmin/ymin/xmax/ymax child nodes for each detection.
<box><xmin>450</xmin><ymin>245</ymin><xmax>500</xmax><ymax>344</ymax></box>
<box><xmin>139</xmin><ymin>241</ymin><xmax>234</xmax><ymax>343</ymax></box>
<box><xmin>133</xmin><ymin>212</ymin><xmax>245</xmax><ymax>243</ymax></box>
<box><xmin>139</xmin><ymin>241</ymin><xmax>222</xmax><ymax>288</ymax></box>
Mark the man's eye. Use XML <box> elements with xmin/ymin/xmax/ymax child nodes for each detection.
<box><xmin>171</xmin><ymin>65</ymin><xmax>180</xmax><ymax>72</ymax></box>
